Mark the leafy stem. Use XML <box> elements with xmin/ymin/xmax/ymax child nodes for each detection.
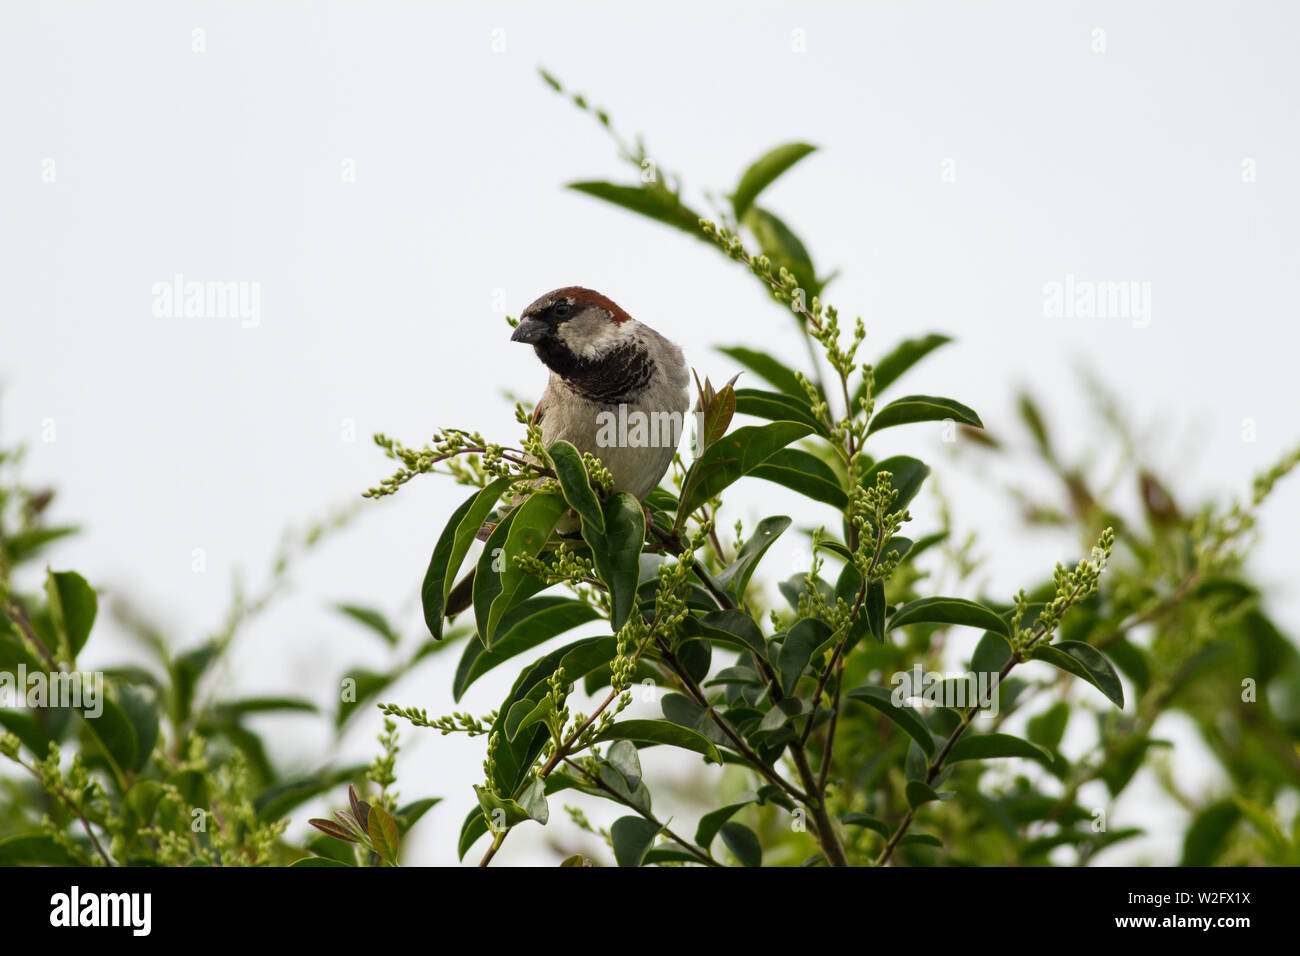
<box><xmin>874</xmin><ymin>531</ymin><xmax>1112</xmax><ymax>865</ymax></box>
<box><xmin>560</xmin><ymin>756</ymin><xmax>722</xmax><ymax>867</ymax></box>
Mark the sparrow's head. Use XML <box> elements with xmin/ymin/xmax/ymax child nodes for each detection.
<box><xmin>510</xmin><ymin>287</ymin><xmax>636</xmax><ymax>370</ymax></box>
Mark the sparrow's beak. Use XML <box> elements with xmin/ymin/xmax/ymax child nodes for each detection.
<box><xmin>510</xmin><ymin>316</ymin><xmax>549</xmax><ymax>344</ymax></box>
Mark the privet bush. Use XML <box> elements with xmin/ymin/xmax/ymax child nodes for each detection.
<box><xmin>0</xmin><ymin>453</ymin><xmax>439</xmax><ymax>867</ymax></box>
<box><xmin>3</xmin><ymin>70</ymin><xmax>1296</xmax><ymax>869</ymax></box>
<box><xmin>349</xmin><ymin>73</ymin><xmax>1300</xmax><ymax>867</ymax></box>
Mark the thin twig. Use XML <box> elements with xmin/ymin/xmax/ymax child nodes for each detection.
<box><xmin>561</xmin><ymin>757</ymin><xmax>721</xmax><ymax>867</ymax></box>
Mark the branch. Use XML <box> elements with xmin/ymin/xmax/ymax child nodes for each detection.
<box><xmin>10</xmin><ymin>753</ymin><xmax>113</xmax><ymax>867</ymax></box>
<box><xmin>561</xmin><ymin>757</ymin><xmax>721</xmax><ymax>867</ymax></box>
<box><xmin>874</xmin><ymin>576</ymin><xmax>1097</xmax><ymax>865</ymax></box>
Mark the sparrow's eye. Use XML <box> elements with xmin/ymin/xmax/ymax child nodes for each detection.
<box><xmin>552</xmin><ymin>302</ymin><xmax>571</xmax><ymax>318</ymax></box>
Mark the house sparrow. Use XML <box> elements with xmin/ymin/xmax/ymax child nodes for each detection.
<box><xmin>445</xmin><ymin>286</ymin><xmax>691</xmax><ymax>618</ymax></box>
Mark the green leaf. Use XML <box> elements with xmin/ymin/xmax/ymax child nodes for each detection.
<box><xmin>642</xmin><ymin>846</ymin><xmax>702</xmax><ymax>866</ymax></box>
<box><xmin>458</xmin><ymin>805</ymin><xmax>490</xmax><ymax>861</ymax></box>
<box><xmin>899</xmin><ymin>833</ymin><xmax>943</xmax><ymax>848</ymax></box>
<box><xmin>861</xmin><ymin>456</ymin><xmax>930</xmax><ymax>511</ymax></box>
<box><xmin>947</xmin><ymin>733</ymin><xmax>1051</xmax><ymax>764</ymax></box>
<box><xmin>516</xmin><ymin>777</ymin><xmax>551</xmax><ymax>825</ymax></box>
<box><xmin>367</xmin><ymin>805</ymin><xmax>401</xmax><ymax>863</ymax></box>
<box><xmin>592</xmin><ymin>718</ymin><xmax>722</xmax><ymax>764</ymax></box>
<box><xmin>213</xmin><ymin>696</ymin><xmax>318</xmax><ymax>719</ymax></box>
<box><xmin>253</xmin><ymin>764</ymin><xmax>367</xmax><ymax>821</ymax></box>
<box><xmin>744</xmin><ymin>207</ymin><xmax>820</xmax><ymax>296</ymax></box>
<box><xmin>505</xmin><ymin>696</ymin><xmax>554</xmax><ymax>742</ymax></box>
<box><xmin>1026</xmin><ymin>641</ymin><xmax>1125</xmax><ymax>708</ymax></box>
<box><xmin>336</xmin><ymin>668</ymin><xmax>393</xmax><ymax>728</ymax></box>
<box><xmin>46</xmin><ymin>569</ymin><xmax>97</xmax><ymax>658</ymax></box>
<box><xmin>0</xmin><ymin>630</ymin><xmax>42</xmax><ymax>674</ymax></box>
<box><xmin>703</xmin><ymin>665</ymin><xmax>763</xmax><ymax>689</ymax></box>
<box><xmin>719</xmin><ymin>821</ymin><xmax>763</xmax><ymax>867</ymax></box>
<box><xmin>660</xmin><ymin>691</ymin><xmax>714</xmax><ymax>730</ymax></box>
<box><xmin>472</xmin><ymin>510</ymin><xmax>517</xmax><ymax>645</ymax></box>
<box><xmin>0</xmin><ymin>833</ymin><xmax>81</xmax><ymax>865</ymax></box>
<box><xmin>81</xmin><ymin>696</ymin><xmax>138</xmax><ymax>776</ymax></box>
<box><xmin>606</xmin><ymin>739</ymin><xmax>643</xmax><ymax>790</ymax></box>
<box><xmin>422</xmin><ymin>476</ymin><xmax>511</xmax><ymax>639</ymax></box>
<box><xmin>679</xmin><ymin>421</ymin><xmax>814</xmax><ymax>519</ymax></box>
<box><xmin>866</xmin><ymin>579</ymin><xmax>886</xmax><ymax>642</ymax></box>
<box><xmin>696</xmin><ymin>799</ymin><xmax>754</xmax><ymax>847</ymax></box>
<box><xmin>692</xmin><ymin>610</ymin><xmax>767</xmax><ymax>658</ymax></box>
<box><xmin>1017</xmin><ymin>391</ymin><xmax>1054</xmax><ymax>459</ymax></box>
<box><xmin>846</xmin><ymin>685</ymin><xmax>936</xmax><ymax>757</ymax></box>
<box><xmin>758</xmin><ymin>698</ymin><xmax>809</xmax><ymax>732</ymax></box>
<box><xmin>393</xmin><ymin>797</ymin><xmax>442</xmax><ymax>835</ymax></box>
<box><xmin>777</xmin><ymin>618</ymin><xmax>831</xmax><ymax>695</ymax></box>
<box><xmin>750</xmin><ymin>448</ymin><xmax>847</xmax><ymax>508</ymax></box>
<box><xmin>677</xmin><ymin>639</ymin><xmax>712</xmax><ymax>684</ymax></box>
<box><xmin>453</xmin><ymin>597</ymin><xmax>600</xmax><ymax>701</ymax></box>
<box><xmin>568</xmin><ymin>181</ymin><xmax>704</xmax><ymax>238</ymax></box>
<box><xmin>486</xmin><ymin>493</ymin><xmax>568</xmax><ymax>643</ymax></box>
<box><xmin>905</xmin><ymin>780</ymin><xmax>951</xmax><ymax>809</ymax></box>
<box><xmin>733</xmin><ymin>388</ymin><xmax>827</xmax><ymax>435</ymax></box>
<box><xmin>906</xmin><ymin>531</ymin><xmax>948</xmax><ymax>562</ymax></box>
<box><xmin>170</xmin><ymin>640</ymin><xmax>220</xmax><ymax>726</ymax></box>
<box><xmin>1026</xmin><ymin>701</ymin><xmax>1071</xmax><ymax>753</ymax></box>
<box><xmin>860</xmin><ymin>333</ymin><xmax>953</xmax><ymax>402</ymax></box>
<box><xmin>889</xmin><ymin>597</ymin><xmax>1010</xmax><ymax>636</ymax></box>
<box><xmin>971</xmin><ymin>630</ymin><xmax>1014</xmax><ymax>677</ymax></box>
<box><xmin>716</xmin><ymin>346</ymin><xmax>809</xmax><ymax>401</ymax></box>
<box><xmin>778</xmin><ymin>573</ymin><xmax>834</xmax><ymax>613</ymax></box>
<box><xmin>643</xmin><ymin>487</ymin><xmax>679</xmax><ymax>516</ymax></box>
<box><xmin>583</xmin><ymin>765</ymin><xmax>653</xmax><ymax>814</ymax></box>
<box><xmin>333</xmin><ymin>604</ymin><xmax>399</xmax><ymax>646</ymax></box>
<box><xmin>117</xmin><ymin>684</ymin><xmax>160</xmax><ymax>772</ymax></box>
<box><xmin>611</xmin><ymin>815</ymin><xmax>662</xmax><ymax>867</ymax></box>
<box><xmin>1180</xmin><ymin>801</ymin><xmax>1240</xmax><ymax>866</ymax></box>
<box><xmin>548</xmin><ymin>440</ymin><xmax>603</xmax><ymax>533</ymax></box>
<box><xmin>5</xmin><ymin>526</ymin><xmax>79</xmax><ymax>564</ymax></box>
<box><xmin>487</xmin><ymin>637</ymin><xmax>620</xmax><ymax>795</ymax></box>
<box><xmin>841</xmin><ymin>812</ymin><xmax>890</xmax><ymax>837</ymax></box>
<box><xmin>867</xmin><ymin>395</ymin><xmax>983</xmax><ymax>436</ymax></box>
<box><xmin>0</xmin><ymin>709</ymin><xmax>52</xmax><ymax>757</ymax></box>
<box><xmin>475</xmin><ymin>779</ymin><xmax>548</xmax><ymax>830</ymax></box>
<box><xmin>1105</xmin><ymin>637</ymin><xmax>1151</xmax><ymax>694</ymax></box>
<box><xmin>290</xmin><ymin>856</ymin><xmax>351</xmax><ymax>867</ymax></box>
<box><xmin>168</xmin><ymin>769</ymin><xmax>209</xmax><ymax>808</ymax></box>
<box><xmin>732</xmin><ymin>142</ymin><xmax>817</xmax><ymax>220</ymax></box>
<box><xmin>582</xmin><ymin>493</ymin><xmax>645</xmax><ymax>632</ymax></box>
<box><xmin>713</xmin><ymin>515</ymin><xmax>791</xmax><ymax>599</ymax></box>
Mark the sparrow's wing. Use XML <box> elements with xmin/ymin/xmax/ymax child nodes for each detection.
<box><xmin>529</xmin><ymin>394</ymin><xmax>547</xmax><ymax>430</ymax></box>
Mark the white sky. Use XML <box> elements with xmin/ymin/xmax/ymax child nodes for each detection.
<box><xmin>2</xmin><ymin>1</ymin><xmax>1297</xmax><ymax>865</ymax></box>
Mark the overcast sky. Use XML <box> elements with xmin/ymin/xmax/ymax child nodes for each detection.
<box><xmin>3</xmin><ymin>1</ymin><xmax>1297</xmax><ymax>865</ymax></box>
